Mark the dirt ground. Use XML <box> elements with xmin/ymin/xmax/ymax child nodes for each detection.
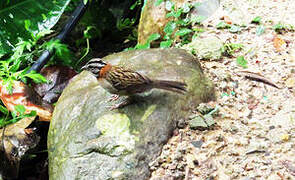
<box><xmin>151</xmin><ymin>0</ymin><xmax>295</xmax><ymax>179</ymax></box>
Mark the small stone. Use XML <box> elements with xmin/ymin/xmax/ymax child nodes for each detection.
<box><xmin>230</xmin><ymin>125</ymin><xmax>239</xmax><ymax>134</ymax></box>
<box><xmin>220</xmin><ymin>81</ymin><xmax>228</xmax><ymax>90</ymax></box>
<box><xmin>196</xmin><ymin>103</ymin><xmax>215</xmax><ymax>115</ymax></box>
<box><xmin>191</xmin><ymin>140</ymin><xmax>204</xmax><ymax>148</ymax></box>
<box><xmin>204</xmin><ymin>114</ymin><xmax>216</xmax><ymax>126</ymax></box>
<box><xmin>189</xmin><ymin>115</ymin><xmax>208</xmax><ymax>129</ymax></box>
<box><xmin>281</xmin><ymin>134</ymin><xmax>290</xmax><ymax>142</ymax></box>
<box><xmin>286</xmin><ymin>77</ymin><xmax>295</xmax><ymax>88</ymax></box>
<box><xmin>269</xmin><ymin>125</ymin><xmax>275</xmax><ymax>130</ymax></box>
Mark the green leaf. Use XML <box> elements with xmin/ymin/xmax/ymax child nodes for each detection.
<box><xmin>164</xmin><ymin>21</ymin><xmax>177</xmax><ymax>35</ymax></box>
<box><xmin>14</xmin><ymin>105</ymin><xmax>26</xmax><ymax>115</ymax></box>
<box><xmin>182</xmin><ymin>4</ymin><xmax>191</xmax><ymax>13</ymax></box>
<box><xmin>0</xmin><ymin>0</ymin><xmax>71</xmax><ymax>54</ymax></box>
<box><xmin>256</xmin><ymin>25</ymin><xmax>265</xmax><ymax>36</ymax></box>
<box><xmin>191</xmin><ymin>15</ymin><xmax>206</xmax><ymax>24</ymax></box>
<box><xmin>216</xmin><ymin>22</ymin><xmax>231</xmax><ymax>29</ymax></box>
<box><xmin>135</xmin><ymin>43</ymin><xmax>150</xmax><ymax>50</ymax></box>
<box><xmin>24</xmin><ymin>19</ymin><xmax>31</xmax><ymax>31</ymax></box>
<box><xmin>175</xmin><ymin>28</ymin><xmax>192</xmax><ymax>36</ymax></box>
<box><xmin>83</xmin><ymin>0</ymin><xmax>88</xmax><ymax>5</ymax></box>
<box><xmin>160</xmin><ymin>40</ymin><xmax>172</xmax><ymax>48</ymax></box>
<box><xmin>165</xmin><ymin>1</ymin><xmax>174</xmax><ymax>11</ymax></box>
<box><xmin>24</xmin><ymin>71</ymin><xmax>47</xmax><ymax>84</ymax></box>
<box><xmin>155</xmin><ymin>0</ymin><xmax>164</xmax><ymax>6</ymax></box>
<box><xmin>229</xmin><ymin>25</ymin><xmax>241</xmax><ymax>33</ymax></box>
<box><xmin>0</xmin><ymin>105</ymin><xmax>8</xmax><ymax>115</ymax></box>
<box><xmin>236</xmin><ymin>56</ymin><xmax>248</xmax><ymax>68</ymax></box>
<box><xmin>251</xmin><ymin>16</ymin><xmax>261</xmax><ymax>24</ymax></box>
<box><xmin>147</xmin><ymin>33</ymin><xmax>161</xmax><ymax>42</ymax></box>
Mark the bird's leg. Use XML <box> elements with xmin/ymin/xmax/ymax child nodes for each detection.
<box><xmin>108</xmin><ymin>94</ymin><xmax>120</xmax><ymax>102</ymax></box>
<box><xmin>109</xmin><ymin>97</ymin><xmax>134</xmax><ymax>110</ymax></box>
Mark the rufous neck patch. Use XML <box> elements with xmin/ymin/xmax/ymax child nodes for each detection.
<box><xmin>99</xmin><ymin>63</ymin><xmax>112</xmax><ymax>78</ymax></box>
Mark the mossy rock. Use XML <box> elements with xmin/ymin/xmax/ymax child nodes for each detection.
<box><xmin>48</xmin><ymin>48</ymin><xmax>214</xmax><ymax>180</ymax></box>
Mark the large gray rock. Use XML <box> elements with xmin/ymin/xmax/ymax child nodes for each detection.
<box><xmin>48</xmin><ymin>48</ymin><xmax>214</xmax><ymax>180</ymax></box>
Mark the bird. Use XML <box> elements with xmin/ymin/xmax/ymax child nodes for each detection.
<box><xmin>81</xmin><ymin>58</ymin><xmax>187</xmax><ymax>109</ymax></box>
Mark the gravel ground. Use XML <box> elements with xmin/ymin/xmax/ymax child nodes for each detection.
<box><xmin>150</xmin><ymin>0</ymin><xmax>295</xmax><ymax>179</ymax></box>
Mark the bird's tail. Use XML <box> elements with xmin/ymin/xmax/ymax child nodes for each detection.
<box><xmin>152</xmin><ymin>80</ymin><xmax>187</xmax><ymax>94</ymax></box>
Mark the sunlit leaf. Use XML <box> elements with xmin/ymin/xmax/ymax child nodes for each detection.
<box><xmin>160</xmin><ymin>40</ymin><xmax>172</xmax><ymax>48</ymax></box>
<box><xmin>236</xmin><ymin>56</ymin><xmax>248</xmax><ymax>68</ymax></box>
<box><xmin>175</xmin><ymin>28</ymin><xmax>192</xmax><ymax>36</ymax></box>
<box><xmin>251</xmin><ymin>16</ymin><xmax>261</xmax><ymax>24</ymax></box>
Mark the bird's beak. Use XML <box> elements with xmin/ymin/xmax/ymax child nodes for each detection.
<box><xmin>81</xmin><ymin>64</ymin><xmax>88</xmax><ymax>71</ymax></box>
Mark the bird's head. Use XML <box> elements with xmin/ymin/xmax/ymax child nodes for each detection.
<box><xmin>81</xmin><ymin>58</ymin><xmax>109</xmax><ymax>78</ymax></box>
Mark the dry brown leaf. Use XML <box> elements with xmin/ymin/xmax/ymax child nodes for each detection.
<box><xmin>33</xmin><ymin>65</ymin><xmax>77</xmax><ymax>103</ymax></box>
<box><xmin>221</xmin><ymin>16</ymin><xmax>232</xmax><ymax>24</ymax></box>
<box><xmin>273</xmin><ymin>35</ymin><xmax>286</xmax><ymax>52</ymax></box>
<box><xmin>0</xmin><ymin>80</ymin><xmax>53</xmax><ymax>121</ymax></box>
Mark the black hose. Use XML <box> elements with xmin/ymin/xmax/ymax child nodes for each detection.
<box><xmin>28</xmin><ymin>0</ymin><xmax>89</xmax><ymax>73</ymax></box>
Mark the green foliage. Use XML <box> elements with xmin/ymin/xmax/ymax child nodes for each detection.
<box><xmin>221</xmin><ymin>43</ymin><xmax>243</xmax><ymax>57</ymax></box>
<box><xmin>216</xmin><ymin>22</ymin><xmax>231</xmax><ymax>29</ymax></box>
<box><xmin>116</xmin><ymin>18</ymin><xmax>136</xmax><ymax>31</ymax></box>
<box><xmin>175</xmin><ymin>28</ymin><xmax>192</xmax><ymax>36</ymax></box>
<box><xmin>125</xmin><ymin>33</ymin><xmax>161</xmax><ymax>50</ymax></box>
<box><xmin>0</xmin><ymin>0</ymin><xmax>71</xmax><ymax>54</ymax></box>
<box><xmin>155</xmin><ymin>0</ymin><xmax>165</xmax><ymax>6</ymax></box>
<box><xmin>160</xmin><ymin>40</ymin><xmax>173</xmax><ymax>48</ymax></box>
<box><xmin>229</xmin><ymin>25</ymin><xmax>241</xmax><ymax>33</ymax></box>
<box><xmin>272</xmin><ymin>23</ymin><xmax>294</xmax><ymax>33</ymax></box>
<box><xmin>0</xmin><ymin>104</ymin><xmax>37</xmax><ymax>128</ymax></box>
<box><xmin>236</xmin><ymin>56</ymin><xmax>248</xmax><ymax>68</ymax></box>
<box><xmin>256</xmin><ymin>25</ymin><xmax>265</xmax><ymax>36</ymax></box>
<box><xmin>251</xmin><ymin>16</ymin><xmax>262</xmax><ymax>24</ymax></box>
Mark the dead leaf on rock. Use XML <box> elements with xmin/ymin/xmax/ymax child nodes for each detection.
<box><xmin>0</xmin><ymin>80</ymin><xmax>53</xmax><ymax>121</ymax></box>
<box><xmin>33</xmin><ymin>65</ymin><xmax>77</xmax><ymax>104</ymax></box>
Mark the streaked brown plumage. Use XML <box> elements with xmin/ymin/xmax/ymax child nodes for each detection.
<box><xmin>81</xmin><ymin>58</ymin><xmax>187</xmax><ymax>108</ymax></box>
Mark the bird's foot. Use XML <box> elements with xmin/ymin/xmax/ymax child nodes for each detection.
<box><xmin>108</xmin><ymin>94</ymin><xmax>120</xmax><ymax>102</ymax></box>
<box><xmin>108</xmin><ymin>98</ymin><xmax>133</xmax><ymax>110</ymax></box>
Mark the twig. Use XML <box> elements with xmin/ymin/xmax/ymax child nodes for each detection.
<box><xmin>237</xmin><ymin>71</ymin><xmax>282</xmax><ymax>89</ymax></box>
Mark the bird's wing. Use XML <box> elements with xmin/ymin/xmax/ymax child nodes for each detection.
<box><xmin>106</xmin><ymin>66</ymin><xmax>151</xmax><ymax>91</ymax></box>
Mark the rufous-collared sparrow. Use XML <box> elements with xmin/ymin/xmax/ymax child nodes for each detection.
<box><xmin>81</xmin><ymin>58</ymin><xmax>187</xmax><ymax>109</ymax></box>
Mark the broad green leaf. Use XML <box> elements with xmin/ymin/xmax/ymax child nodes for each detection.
<box><xmin>164</xmin><ymin>21</ymin><xmax>176</xmax><ymax>35</ymax></box>
<box><xmin>135</xmin><ymin>43</ymin><xmax>150</xmax><ymax>50</ymax></box>
<box><xmin>175</xmin><ymin>28</ymin><xmax>192</xmax><ymax>36</ymax></box>
<box><xmin>0</xmin><ymin>0</ymin><xmax>71</xmax><ymax>54</ymax></box>
<box><xmin>24</xmin><ymin>71</ymin><xmax>48</xmax><ymax>83</ymax></box>
<box><xmin>0</xmin><ymin>105</ymin><xmax>8</xmax><ymax>114</ymax></box>
<box><xmin>251</xmin><ymin>16</ymin><xmax>261</xmax><ymax>24</ymax></box>
<box><xmin>236</xmin><ymin>56</ymin><xmax>248</xmax><ymax>68</ymax></box>
<box><xmin>147</xmin><ymin>33</ymin><xmax>161</xmax><ymax>42</ymax></box>
<box><xmin>14</xmin><ymin>105</ymin><xmax>26</xmax><ymax>115</ymax></box>
<box><xmin>191</xmin><ymin>15</ymin><xmax>206</xmax><ymax>24</ymax></box>
<box><xmin>182</xmin><ymin>4</ymin><xmax>191</xmax><ymax>13</ymax></box>
<box><xmin>165</xmin><ymin>1</ymin><xmax>174</xmax><ymax>11</ymax></box>
<box><xmin>216</xmin><ymin>22</ymin><xmax>231</xmax><ymax>29</ymax></box>
<box><xmin>155</xmin><ymin>0</ymin><xmax>164</xmax><ymax>6</ymax></box>
<box><xmin>160</xmin><ymin>40</ymin><xmax>172</xmax><ymax>48</ymax></box>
